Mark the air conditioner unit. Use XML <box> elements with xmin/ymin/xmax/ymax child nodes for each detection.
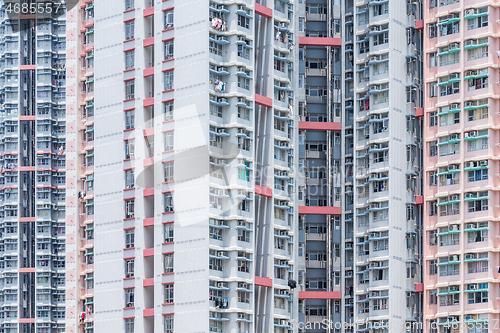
<box><xmin>465</xmin><ymin>70</ymin><xmax>475</xmax><ymax>76</ymax></box>
<box><xmin>280</xmin><ymin>22</ymin><xmax>287</xmax><ymax>28</ymax></box>
<box><xmin>466</xmin><ymin>161</ymin><xmax>474</xmax><ymax>168</ymax></box>
<box><xmin>370</xmin><ymin>26</ymin><xmax>380</xmax><ymax>32</ymax></box>
<box><xmin>451</xmin><ymin>194</ymin><xmax>459</xmax><ymax>200</ymax></box>
<box><xmin>346</xmin><ymin>101</ymin><xmax>353</xmax><ymax>107</ymax></box>
<box><xmin>449</xmin><ymin>286</ymin><xmax>458</xmax><ymax>291</ymax></box>
<box><xmin>450</xmin><ymin>134</ymin><xmax>458</xmax><ymax>140</ymax></box>
<box><xmin>346</xmin><ymin>45</ymin><xmax>352</xmax><ymax>50</ymax></box>
<box><xmin>238</xmin><ymin>36</ymin><xmax>246</xmax><ymax>42</ymax></box>
<box><xmin>449</xmin><ymin>43</ymin><xmax>459</xmax><ymax>49</ymax></box>
<box><xmin>218</xmin><ymin>159</ymin><xmax>227</xmax><ymax>165</ymax></box>
<box><xmin>469</xmin><ymin>285</ymin><xmax>477</xmax><ymax>290</ymax></box>
<box><xmin>217</xmin><ymin>36</ymin><xmax>227</xmax><ymax>41</ymax></box>
<box><xmin>348</xmin><ymin>298</ymin><xmax>353</xmax><ymax>304</ymax></box>
<box><xmin>465</xmin><ymin>253</ymin><xmax>475</xmax><ymax>260</ymax></box>
<box><xmin>370</xmin><ymin>173</ymin><xmax>377</xmax><ymax>179</ymax></box>
<box><xmin>450</xmin><ymin>103</ymin><xmax>458</xmax><ymax>109</ymax></box>
<box><xmin>466</xmin><ymin>223</ymin><xmax>475</xmax><ymax>229</ymax></box>
<box><xmin>370</xmin><ymin>56</ymin><xmax>378</xmax><ymax>61</ymax></box>
<box><xmin>371</xmin><ymin>144</ymin><xmax>379</xmax><ymax>149</ymax></box>
<box><xmin>469</xmin><ymin>131</ymin><xmax>477</xmax><ymax>137</ymax></box>
<box><xmin>465</xmin><ymin>101</ymin><xmax>473</xmax><ymax>107</ymax></box>
<box><xmin>218</xmin><ymin>98</ymin><xmax>227</xmax><ymax>103</ymax></box>
<box><xmin>371</xmin><ymin>114</ymin><xmax>379</xmax><ymax>119</ymax></box>
<box><xmin>465</xmin><ymin>39</ymin><xmax>476</xmax><ymax>46</ymax></box>
<box><xmin>449</xmin><ymin>224</ymin><xmax>458</xmax><ymax>231</ymax></box>
<box><xmin>465</xmin><ymin>193</ymin><xmax>474</xmax><ymax>199</ymax></box>
<box><xmin>447</xmin><ymin>14</ymin><xmax>456</xmax><ymax>19</ymax></box>
<box><xmin>217</xmin><ymin>251</ymin><xmax>226</xmax><ymax>257</ymax></box>
<box><xmin>450</xmin><ymin>73</ymin><xmax>459</xmax><ymax>79</ymax></box>
<box><xmin>238</xmin><ymin>5</ymin><xmax>245</xmax><ymax>10</ymax></box>
<box><xmin>217</xmin><ymin>282</ymin><xmax>227</xmax><ymax>288</ymax></box>
<box><xmin>218</xmin><ymin>5</ymin><xmax>228</xmax><ymax>10</ymax></box>
<box><xmin>465</xmin><ymin>9</ymin><xmax>475</xmax><ymax>15</ymax></box>
<box><xmin>480</xmin><ymin>160</ymin><xmax>487</xmax><ymax>166</ymax></box>
<box><xmin>370</xmin><ymin>233</ymin><xmax>377</xmax><ymax>238</ymax></box>
<box><xmin>452</xmin><ymin>255</ymin><xmax>459</xmax><ymax>261</ymax></box>
<box><xmin>218</xmin><ymin>66</ymin><xmax>227</xmax><ymax>72</ymax></box>
<box><xmin>448</xmin><ymin>164</ymin><xmax>457</xmax><ymax>170</ymax></box>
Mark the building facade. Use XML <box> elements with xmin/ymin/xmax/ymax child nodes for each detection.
<box><xmin>423</xmin><ymin>0</ymin><xmax>500</xmax><ymax>331</ymax></box>
<box><xmin>93</xmin><ymin>0</ymin><xmax>298</xmax><ymax>332</ymax></box>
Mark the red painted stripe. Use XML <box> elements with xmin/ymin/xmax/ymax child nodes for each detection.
<box><xmin>20</xmin><ymin>116</ymin><xmax>35</xmax><ymax>121</ymax></box>
<box><xmin>143</xmin><ymin>188</ymin><xmax>154</xmax><ymax>197</ymax></box>
<box><xmin>255</xmin><ymin>3</ymin><xmax>272</xmax><ymax>18</ymax></box>
<box><xmin>143</xmin><ymin>308</ymin><xmax>154</xmax><ymax>317</ymax></box>
<box><xmin>415</xmin><ymin>107</ymin><xmax>424</xmax><ymax>117</ymax></box>
<box><xmin>299</xmin><ymin>291</ymin><xmax>341</xmax><ymax>299</ymax></box>
<box><xmin>143</xmin><ymin>37</ymin><xmax>155</xmax><ymax>47</ymax></box>
<box><xmin>298</xmin><ymin>121</ymin><xmax>341</xmax><ymax>131</ymax></box>
<box><xmin>298</xmin><ymin>206</ymin><xmax>341</xmax><ymax>215</ymax></box>
<box><xmin>143</xmin><ymin>67</ymin><xmax>155</xmax><ymax>77</ymax></box>
<box><xmin>143</xmin><ymin>248</ymin><xmax>154</xmax><ymax>257</ymax></box>
<box><xmin>299</xmin><ymin>37</ymin><xmax>341</xmax><ymax>47</ymax></box>
<box><xmin>143</xmin><ymin>127</ymin><xmax>154</xmax><ymax>137</ymax></box>
<box><xmin>19</xmin><ymin>318</ymin><xmax>35</xmax><ymax>323</ymax></box>
<box><xmin>144</xmin><ymin>157</ymin><xmax>154</xmax><ymax>167</ymax></box>
<box><xmin>255</xmin><ymin>93</ymin><xmax>272</xmax><ymax>108</ymax></box>
<box><xmin>255</xmin><ymin>185</ymin><xmax>272</xmax><ymax>198</ymax></box>
<box><xmin>20</xmin><ymin>166</ymin><xmax>36</xmax><ymax>172</ymax></box>
<box><xmin>255</xmin><ymin>276</ymin><xmax>272</xmax><ymax>288</ymax></box>
<box><xmin>20</xmin><ymin>65</ymin><xmax>36</xmax><ymax>70</ymax></box>
<box><xmin>19</xmin><ymin>267</ymin><xmax>35</xmax><ymax>273</ymax></box>
<box><xmin>20</xmin><ymin>217</ymin><xmax>35</xmax><ymax>222</ymax></box>
<box><xmin>143</xmin><ymin>218</ymin><xmax>155</xmax><ymax>226</ymax></box>
<box><xmin>415</xmin><ymin>20</ymin><xmax>424</xmax><ymax>30</ymax></box>
<box><xmin>415</xmin><ymin>195</ymin><xmax>424</xmax><ymax>205</ymax></box>
<box><xmin>143</xmin><ymin>97</ymin><xmax>155</xmax><ymax>107</ymax></box>
<box><xmin>143</xmin><ymin>6</ymin><xmax>154</xmax><ymax>17</ymax></box>
<box><xmin>415</xmin><ymin>283</ymin><xmax>424</xmax><ymax>292</ymax></box>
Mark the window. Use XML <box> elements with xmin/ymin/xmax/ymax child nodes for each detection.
<box><xmin>467</xmin><ymin>98</ymin><xmax>488</xmax><ymax>121</ymax></box>
<box><xmin>164</xmin><ymin>10</ymin><xmax>174</xmax><ymax>30</ymax></box>
<box><xmin>123</xmin><ymin>80</ymin><xmax>136</xmax><ymax>101</ymax></box>
<box><xmin>164</xmin><ymin>40</ymin><xmax>174</xmax><ymax>60</ymax></box>
<box><xmin>125</xmin><ymin>169</ymin><xmax>134</xmax><ymax>189</ymax></box>
<box><xmin>467</xmin><ymin>130</ymin><xmax>488</xmax><ymax>152</ymax></box>
<box><xmin>429</xmin><ymin>200</ymin><xmax>437</xmax><ymax>216</ymax></box>
<box><xmin>238</xmin><ymin>15</ymin><xmax>249</xmax><ymax>29</ymax></box>
<box><xmin>438</xmin><ymin>195</ymin><xmax>460</xmax><ymax>216</ymax></box>
<box><xmin>210</xmin><ymin>39</ymin><xmax>223</xmax><ymax>56</ymax></box>
<box><xmin>429</xmin><ymin>23</ymin><xmax>436</xmax><ymax>38</ymax></box>
<box><xmin>429</xmin><ymin>52</ymin><xmax>437</xmax><ymax>68</ymax></box>
<box><xmin>298</xmin><ymin>17</ymin><xmax>304</xmax><ymax>31</ymax></box>
<box><xmin>429</xmin><ymin>141</ymin><xmax>437</xmax><ymax>157</ymax></box>
<box><xmin>429</xmin><ymin>260</ymin><xmax>437</xmax><ymax>275</ymax></box>
<box><xmin>164</xmin><ymin>71</ymin><xmax>174</xmax><ymax>90</ymax></box>
<box><xmin>467</xmin><ymin>191</ymin><xmax>489</xmax><ymax>213</ymax></box>
<box><xmin>164</xmin><ymin>192</ymin><xmax>174</xmax><ymax>213</ymax></box>
<box><xmin>125</xmin><ymin>110</ymin><xmax>134</xmax><ymax>129</ymax></box>
<box><xmin>164</xmin><ymin>131</ymin><xmax>174</xmax><ymax>151</ymax></box>
<box><xmin>438</xmin><ymin>226</ymin><xmax>460</xmax><ymax>246</ymax></box>
<box><xmin>468</xmin><ymin>162</ymin><xmax>488</xmax><ymax>182</ymax></box>
<box><xmin>429</xmin><ymin>290</ymin><xmax>437</xmax><ymax>304</ymax></box>
<box><xmin>164</xmin><ymin>161</ymin><xmax>174</xmax><ymax>182</ymax></box>
<box><xmin>125</xmin><ymin>318</ymin><xmax>134</xmax><ymax>333</ymax></box>
<box><xmin>439</xmin><ymin>74</ymin><xmax>460</xmax><ymax>96</ymax></box>
<box><xmin>164</xmin><ymin>284</ymin><xmax>174</xmax><ymax>304</ymax></box>
<box><xmin>237</xmin><ymin>44</ymin><xmax>250</xmax><ymax>59</ymax></box>
<box><xmin>439</xmin><ymin>15</ymin><xmax>459</xmax><ymax>36</ymax></box>
<box><xmin>467</xmin><ymin>222</ymin><xmax>488</xmax><ymax>243</ymax></box>
<box><xmin>125</xmin><ymin>199</ymin><xmax>134</xmax><ymax>219</ymax></box>
<box><xmin>125</xmin><ymin>288</ymin><xmax>134</xmax><ymax>308</ymax></box>
<box><xmin>238</xmin><ymin>76</ymin><xmax>250</xmax><ymax>90</ymax></box>
<box><xmin>238</xmin><ymin>291</ymin><xmax>250</xmax><ymax>303</ymax></box>
<box><xmin>162</xmin><ymin>253</ymin><xmax>174</xmax><ymax>274</ymax></box>
<box><xmin>125</xmin><ymin>229</ymin><xmax>134</xmax><ymax>249</ymax></box>
<box><xmin>125</xmin><ymin>259</ymin><xmax>134</xmax><ymax>278</ymax></box>
<box><xmin>125</xmin><ymin>50</ymin><xmax>134</xmax><ymax>70</ymax></box>
<box><xmin>467</xmin><ymin>38</ymin><xmax>488</xmax><ymax>61</ymax></box>
<box><xmin>125</xmin><ymin>0</ymin><xmax>134</xmax><ymax>10</ymax></box>
<box><xmin>125</xmin><ymin>21</ymin><xmax>135</xmax><ymax>40</ymax></box>
<box><xmin>467</xmin><ymin>7</ymin><xmax>488</xmax><ymax>30</ymax></box>
<box><xmin>164</xmin><ymin>223</ymin><xmax>174</xmax><ymax>243</ymax></box>
<box><xmin>467</xmin><ymin>253</ymin><xmax>489</xmax><ymax>273</ymax></box>
<box><xmin>429</xmin><ymin>171</ymin><xmax>437</xmax><ymax>186</ymax></box>
<box><xmin>439</xmin><ymin>257</ymin><xmax>460</xmax><ymax>277</ymax></box>
<box><xmin>429</xmin><ymin>112</ymin><xmax>437</xmax><ymax>126</ymax></box>
<box><xmin>429</xmin><ymin>230</ymin><xmax>437</xmax><ymax>245</ymax></box>
<box><xmin>429</xmin><ymin>82</ymin><xmax>437</xmax><ymax>97</ymax></box>
<box><xmin>164</xmin><ymin>315</ymin><xmax>174</xmax><ymax>333</ymax></box>
<box><xmin>438</xmin><ymin>286</ymin><xmax>460</xmax><ymax>306</ymax></box>
<box><xmin>372</xmin><ymin>31</ymin><xmax>388</xmax><ymax>46</ymax></box>
<box><xmin>125</xmin><ymin>139</ymin><xmax>135</xmax><ymax>159</ymax></box>
<box><xmin>164</xmin><ymin>101</ymin><xmax>174</xmax><ymax>121</ymax></box>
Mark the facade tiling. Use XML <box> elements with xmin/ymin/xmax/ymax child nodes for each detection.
<box><xmin>423</xmin><ymin>0</ymin><xmax>500</xmax><ymax>332</ymax></box>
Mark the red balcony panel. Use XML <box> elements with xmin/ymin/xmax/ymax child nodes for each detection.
<box><xmin>255</xmin><ymin>3</ymin><xmax>272</xmax><ymax>18</ymax></box>
<box><xmin>143</xmin><ymin>37</ymin><xmax>154</xmax><ymax>47</ymax></box>
<box><xmin>20</xmin><ymin>166</ymin><xmax>36</xmax><ymax>172</ymax></box>
<box><xmin>143</xmin><ymin>97</ymin><xmax>155</xmax><ymax>107</ymax></box>
<box><xmin>415</xmin><ymin>20</ymin><xmax>424</xmax><ymax>30</ymax></box>
<box><xmin>415</xmin><ymin>107</ymin><xmax>424</xmax><ymax>117</ymax></box>
<box><xmin>415</xmin><ymin>283</ymin><xmax>424</xmax><ymax>292</ymax></box>
<box><xmin>299</xmin><ymin>291</ymin><xmax>341</xmax><ymax>300</ymax></box>
<box><xmin>143</xmin><ymin>6</ymin><xmax>154</xmax><ymax>17</ymax></box>
<box><xmin>19</xmin><ymin>318</ymin><xmax>35</xmax><ymax>324</ymax></box>
<box><xmin>143</xmin><ymin>278</ymin><xmax>155</xmax><ymax>286</ymax></box>
<box><xmin>143</xmin><ymin>188</ymin><xmax>154</xmax><ymax>197</ymax></box>
<box><xmin>143</xmin><ymin>127</ymin><xmax>154</xmax><ymax>137</ymax></box>
<box><xmin>255</xmin><ymin>185</ymin><xmax>272</xmax><ymax>198</ymax></box>
<box><xmin>298</xmin><ymin>121</ymin><xmax>341</xmax><ymax>131</ymax></box>
<box><xmin>143</xmin><ymin>67</ymin><xmax>155</xmax><ymax>77</ymax></box>
<box><xmin>20</xmin><ymin>217</ymin><xmax>35</xmax><ymax>222</ymax></box>
<box><xmin>299</xmin><ymin>37</ymin><xmax>341</xmax><ymax>47</ymax></box>
<box><xmin>20</xmin><ymin>115</ymin><xmax>36</xmax><ymax>121</ymax></box>
<box><xmin>299</xmin><ymin>206</ymin><xmax>341</xmax><ymax>215</ymax></box>
<box><xmin>143</xmin><ymin>157</ymin><xmax>154</xmax><ymax>167</ymax></box>
<box><xmin>20</xmin><ymin>65</ymin><xmax>36</xmax><ymax>70</ymax></box>
<box><xmin>143</xmin><ymin>308</ymin><xmax>154</xmax><ymax>317</ymax></box>
<box><xmin>415</xmin><ymin>195</ymin><xmax>424</xmax><ymax>205</ymax></box>
<box><xmin>19</xmin><ymin>267</ymin><xmax>35</xmax><ymax>273</ymax></box>
<box><xmin>255</xmin><ymin>93</ymin><xmax>272</xmax><ymax>108</ymax></box>
<box><xmin>143</xmin><ymin>218</ymin><xmax>155</xmax><ymax>227</ymax></box>
<box><xmin>143</xmin><ymin>248</ymin><xmax>154</xmax><ymax>257</ymax></box>
<box><xmin>255</xmin><ymin>276</ymin><xmax>272</xmax><ymax>288</ymax></box>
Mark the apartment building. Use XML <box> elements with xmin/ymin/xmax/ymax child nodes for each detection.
<box><xmin>0</xmin><ymin>1</ymin><xmax>81</xmax><ymax>333</ymax></box>
<box><xmin>93</xmin><ymin>0</ymin><xmax>298</xmax><ymax>332</ymax></box>
<box><xmin>423</xmin><ymin>0</ymin><xmax>500</xmax><ymax>331</ymax></box>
